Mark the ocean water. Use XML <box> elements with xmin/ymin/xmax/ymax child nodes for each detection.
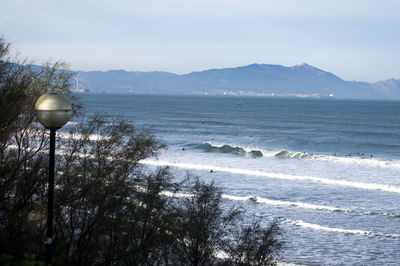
<box><xmin>77</xmin><ymin>94</ymin><xmax>400</xmax><ymax>265</ymax></box>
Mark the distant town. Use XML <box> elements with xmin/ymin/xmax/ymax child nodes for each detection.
<box><xmin>71</xmin><ymin>63</ymin><xmax>399</xmax><ymax>99</ymax></box>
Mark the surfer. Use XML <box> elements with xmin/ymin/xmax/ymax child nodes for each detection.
<box><xmin>348</xmin><ymin>152</ymin><xmax>367</xmax><ymax>157</ymax></box>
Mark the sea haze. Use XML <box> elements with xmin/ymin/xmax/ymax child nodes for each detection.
<box><xmin>77</xmin><ymin>94</ymin><xmax>400</xmax><ymax>265</ymax></box>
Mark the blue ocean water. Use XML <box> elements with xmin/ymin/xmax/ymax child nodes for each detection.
<box><xmin>77</xmin><ymin>94</ymin><xmax>400</xmax><ymax>265</ymax></box>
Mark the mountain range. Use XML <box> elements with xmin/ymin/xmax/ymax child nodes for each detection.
<box><xmin>74</xmin><ymin>63</ymin><xmax>400</xmax><ymax>99</ymax></box>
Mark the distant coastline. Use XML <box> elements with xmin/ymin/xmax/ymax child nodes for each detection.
<box><xmin>67</xmin><ymin>63</ymin><xmax>400</xmax><ymax>100</ymax></box>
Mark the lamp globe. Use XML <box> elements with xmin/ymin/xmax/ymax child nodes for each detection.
<box><xmin>35</xmin><ymin>92</ymin><xmax>72</xmax><ymax>129</ymax></box>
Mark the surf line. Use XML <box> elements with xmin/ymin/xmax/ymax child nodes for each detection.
<box><xmin>140</xmin><ymin>160</ymin><xmax>400</xmax><ymax>194</ymax></box>
<box><xmin>163</xmin><ymin>191</ymin><xmax>400</xmax><ymax>217</ymax></box>
<box><xmin>222</xmin><ymin>194</ymin><xmax>348</xmax><ymax>212</ymax></box>
<box><xmin>251</xmin><ymin>212</ymin><xmax>400</xmax><ymax>239</ymax></box>
<box><xmin>289</xmin><ymin>219</ymin><xmax>400</xmax><ymax>239</ymax></box>
<box><xmin>161</xmin><ymin>191</ymin><xmax>347</xmax><ymax>213</ymax></box>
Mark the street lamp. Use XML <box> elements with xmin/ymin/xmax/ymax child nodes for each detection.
<box><xmin>35</xmin><ymin>92</ymin><xmax>72</xmax><ymax>265</ymax></box>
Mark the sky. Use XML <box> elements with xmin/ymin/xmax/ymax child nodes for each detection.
<box><xmin>1</xmin><ymin>0</ymin><xmax>399</xmax><ymax>82</ymax></box>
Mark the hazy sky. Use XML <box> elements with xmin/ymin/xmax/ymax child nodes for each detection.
<box><xmin>1</xmin><ymin>0</ymin><xmax>399</xmax><ymax>82</ymax></box>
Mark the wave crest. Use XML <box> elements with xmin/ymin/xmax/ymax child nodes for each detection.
<box><xmin>190</xmin><ymin>142</ymin><xmax>400</xmax><ymax>168</ymax></box>
<box><xmin>222</xmin><ymin>194</ymin><xmax>348</xmax><ymax>212</ymax></box>
<box><xmin>274</xmin><ymin>150</ymin><xmax>316</xmax><ymax>159</ymax></box>
<box><xmin>194</xmin><ymin>143</ymin><xmax>317</xmax><ymax>160</ymax></box>
<box><xmin>289</xmin><ymin>219</ymin><xmax>400</xmax><ymax>239</ymax></box>
<box><xmin>196</xmin><ymin>143</ymin><xmax>263</xmax><ymax>158</ymax></box>
<box><xmin>141</xmin><ymin>160</ymin><xmax>400</xmax><ymax>194</ymax></box>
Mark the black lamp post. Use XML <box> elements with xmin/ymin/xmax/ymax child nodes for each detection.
<box><xmin>35</xmin><ymin>92</ymin><xmax>72</xmax><ymax>265</ymax></box>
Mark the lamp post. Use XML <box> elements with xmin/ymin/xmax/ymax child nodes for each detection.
<box><xmin>35</xmin><ymin>92</ymin><xmax>72</xmax><ymax>265</ymax></box>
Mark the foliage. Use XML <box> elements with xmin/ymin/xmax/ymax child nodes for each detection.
<box><xmin>170</xmin><ymin>178</ymin><xmax>241</xmax><ymax>266</ymax></box>
<box><xmin>225</xmin><ymin>221</ymin><xmax>283</xmax><ymax>266</ymax></box>
<box><xmin>0</xmin><ymin>37</ymin><xmax>75</xmax><ymax>260</ymax></box>
<box><xmin>0</xmin><ymin>38</ymin><xmax>284</xmax><ymax>265</ymax></box>
<box><xmin>0</xmin><ymin>254</ymin><xmax>45</xmax><ymax>266</ymax></box>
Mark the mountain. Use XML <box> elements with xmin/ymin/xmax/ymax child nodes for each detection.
<box><xmin>371</xmin><ymin>79</ymin><xmax>400</xmax><ymax>98</ymax></box>
<box><xmin>75</xmin><ymin>63</ymin><xmax>400</xmax><ymax>99</ymax></box>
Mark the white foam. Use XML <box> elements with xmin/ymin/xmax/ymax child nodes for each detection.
<box><xmin>66</xmin><ymin>121</ymin><xmax>80</xmax><ymax>126</ymax></box>
<box><xmin>161</xmin><ymin>191</ymin><xmax>400</xmax><ymax>217</ymax></box>
<box><xmin>202</xmin><ymin>142</ymin><xmax>269</xmax><ymax>156</ymax></box>
<box><xmin>222</xmin><ymin>195</ymin><xmax>348</xmax><ymax>212</ymax></box>
<box><xmin>271</xmin><ymin>149</ymin><xmax>400</xmax><ymax>169</ymax></box>
<box><xmin>289</xmin><ymin>219</ymin><xmax>400</xmax><ymax>239</ymax></box>
<box><xmin>160</xmin><ymin>191</ymin><xmax>192</xmax><ymax>198</ymax></box>
<box><xmin>160</xmin><ymin>190</ymin><xmax>349</xmax><ymax>214</ymax></box>
<box><xmin>204</xmin><ymin>142</ymin><xmax>400</xmax><ymax>168</ymax></box>
<box><xmin>57</xmin><ymin>132</ymin><xmax>109</xmax><ymax>141</ymax></box>
<box><xmin>141</xmin><ymin>160</ymin><xmax>400</xmax><ymax>194</ymax></box>
<box><xmin>317</xmin><ymin>154</ymin><xmax>400</xmax><ymax>169</ymax></box>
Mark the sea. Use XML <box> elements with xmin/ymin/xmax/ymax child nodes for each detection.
<box><xmin>76</xmin><ymin>94</ymin><xmax>400</xmax><ymax>265</ymax></box>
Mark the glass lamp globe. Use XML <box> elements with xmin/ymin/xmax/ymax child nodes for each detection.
<box><xmin>35</xmin><ymin>92</ymin><xmax>72</xmax><ymax>129</ymax></box>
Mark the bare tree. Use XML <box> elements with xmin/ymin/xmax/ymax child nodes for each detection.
<box><xmin>0</xmin><ymin>38</ymin><xmax>284</xmax><ymax>265</ymax></box>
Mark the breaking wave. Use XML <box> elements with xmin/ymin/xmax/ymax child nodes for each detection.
<box><xmin>221</xmin><ymin>194</ymin><xmax>349</xmax><ymax>212</ymax></box>
<box><xmin>274</xmin><ymin>150</ymin><xmax>317</xmax><ymax>159</ymax></box>
<box><xmin>160</xmin><ymin>191</ymin><xmax>400</xmax><ymax>218</ymax></box>
<box><xmin>141</xmin><ymin>160</ymin><xmax>400</xmax><ymax>194</ymax></box>
<box><xmin>288</xmin><ymin>219</ymin><xmax>400</xmax><ymax>239</ymax></box>
<box><xmin>159</xmin><ymin>191</ymin><xmax>345</xmax><ymax>212</ymax></box>
<box><xmin>159</xmin><ymin>191</ymin><xmax>400</xmax><ymax>239</ymax></box>
<box><xmin>195</xmin><ymin>143</ymin><xmax>263</xmax><ymax>158</ymax></box>
<box><xmin>272</xmin><ymin>149</ymin><xmax>400</xmax><ymax>169</ymax></box>
<box><xmin>222</xmin><ymin>194</ymin><xmax>400</xmax><ymax>218</ymax></box>
<box><xmin>188</xmin><ymin>142</ymin><xmax>400</xmax><ymax>168</ymax></box>
<box><xmin>252</xmin><ymin>212</ymin><xmax>400</xmax><ymax>239</ymax></box>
